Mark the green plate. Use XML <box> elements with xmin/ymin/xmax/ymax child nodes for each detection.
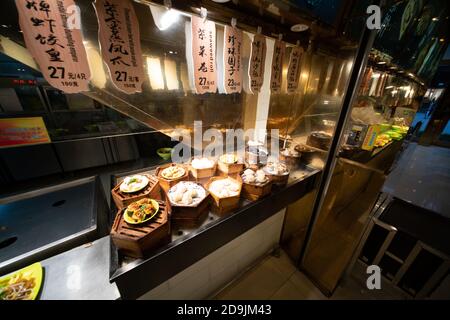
<box><xmin>0</xmin><ymin>262</ymin><xmax>43</xmax><ymax>300</ymax></box>
<box><xmin>123</xmin><ymin>199</ymin><xmax>159</xmax><ymax>224</ymax></box>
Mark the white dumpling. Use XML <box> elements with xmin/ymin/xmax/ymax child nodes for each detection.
<box><xmin>229</xmin><ymin>183</ymin><xmax>239</xmax><ymax>192</ymax></box>
<box><xmin>220</xmin><ymin>189</ymin><xmax>229</xmax><ymax>198</ymax></box>
<box><xmin>182</xmin><ymin>192</ymin><xmax>193</xmax><ymax>205</ymax></box>
<box><xmin>177</xmin><ymin>184</ymin><xmax>187</xmax><ymax>193</ymax></box>
<box><xmin>243</xmin><ymin>169</ymin><xmax>255</xmax><ymax>176</ymax></box>
<box><xmin>173</xmin><ymin>191</ymin><xmax>183</xmax><ymax>202</ymax></box>
<box><xmin>245</xmin><ymin>175</ymin><xmax>256</xmax><ymax>183</ymax></box>
<box><xmin>190</xmin><ymin>189</ymin><xmax>198</xmax><ymax>198</ymax></box>
<box><xmin>256</xmin><ymin>174</ymin><xmax>266</xmax><ymax>183</ymax></box>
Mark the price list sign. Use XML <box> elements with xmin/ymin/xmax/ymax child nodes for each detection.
<box><xmin>287</xmin><ymin>46</ymin><xmax>303</xmax><ymax>94</ymax></box>
<box><xmin>270</xmin><ymin>40</ymin><xmax>285</xmax><ymax>94</ymax></box>
<box><xmin>16</xmin><ymin>0</ymin><xmax>91</xmax><ymax>93</ymax></box>
<box><xmin>94</xmin><ymin>0</ymin><xmax>145</xmax><ymax>94</ymax></box>
<box><xmin>223</xmin><ymin>25</ymin><xmax>242</xmax><ymax>94</ymax></box>
<box><xmin>190</xmin><ymin>15</ymin><xmax>217</xmax><ymax>94</ymax></box>
<box><xmin>248</xmin><ymin>34</ymin><xmax>266</xmax><ymax>93</ymax></box>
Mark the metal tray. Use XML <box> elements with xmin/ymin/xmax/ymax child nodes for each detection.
<box><xmin>0</xmin><ymin>176</ymin><xmax>110</xmax><ymax>275</ymax></box>
<box><xmin>108</xmin><ymin>163</ymin><xmax>320</xmax><ymax>299</ymax></box>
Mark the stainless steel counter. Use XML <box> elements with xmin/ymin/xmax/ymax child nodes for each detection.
<box><xmin>39</xmin><ymin>236</ymin><xmax>119</xmax><ymax>300</ymax></box>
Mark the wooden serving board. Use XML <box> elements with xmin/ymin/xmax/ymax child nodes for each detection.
<box><xmin>217</xmin><ymin>161</ymin><xmax>245</xmax><ymax>176</ymax></box>
<box><xmin>156</xmin><ymin>163</ymin><xmax>189</xmax><ymax>192</ymax></box>
<box><xmin>241</xmin><ymin>178</ymin><xmax>273</xmax><ymax>201</ymax></box>
<box><xmin>205</xmin><ymin>176</ymin><xmax>242</xmax><ymax>215</ymax></box>
<box><xmin>110</xmin><ymin>198</ymin><xmax>171</xmax><ymax>258</ymax></box>
<box><xmin>111</xmin><ymin>174</ymin><xmax>160</xmax><ymax>210</ymax></box>
<box><xmin>171</xmin><ymin>194</ymin><xmax>211</xmax><ymax>228</ymax></box>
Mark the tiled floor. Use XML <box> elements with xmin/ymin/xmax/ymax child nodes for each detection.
<box><xmin>215</xmin><ymin>249</ymin><xmax>407</xmax><ymax>300</ymax></box>
<box><xmin>215</xmin><ymin>250</ymin><xmax>326</xmax><ymax>300</ymax></box>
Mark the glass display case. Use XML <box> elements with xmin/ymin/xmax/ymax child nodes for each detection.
<box><xmin>0</xmin><ymin>0</ymin><xmax>370</xmax><ymax>299</ymax></box>
<box><xmin>0</xmin><ymin>0</ymin><xmax>446</xmax><ymax>300</ymax></box>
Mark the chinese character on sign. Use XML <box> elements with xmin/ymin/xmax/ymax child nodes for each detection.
<box><xmin>94</xmin><ymin>0</ymin><xmax>144</xmax><ymax>93</ymax></box>
<box><xmin>249</xmin><ymin>34</ymin><xmax>266</xmax><ymax>93</ymax></box>
<box><xmin>190</xmin><ymin>15</ymin><xmax>217</xmax><ymax>94</ymax></box>
<box><xmin>198</xmin><ymin>28</ymin><xmax>205</xmax><ymax>40</ymax></box>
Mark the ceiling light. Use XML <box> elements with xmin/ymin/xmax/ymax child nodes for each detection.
<box><xmin>291</xmin><ymin>24</ymin><xmax>309</xmax><ymax>32</ymax></box>
<box><xmin>149</xmin><ymin>4</ymin><xmax>180</xmax><ymax>31</ymax></box>
<box><xmin>377</xmin><ymin>61</ymin><xmax>386</xmax><ymax>65</ymax></box>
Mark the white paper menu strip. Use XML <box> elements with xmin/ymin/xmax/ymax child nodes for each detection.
<box><xmin>186</xmin><ymin>15</ymin><xmax>217</xmax><ymax>94</ymax></box>
<box><xmin>222</xmin><ymin>25</ymin><xmax>242</xmax><ymax>94</ymax></box>
<box><xmin>270</xmin><ymin>40</ymin><xmax>285</xmax><ymax>94</ymax></box>
<box><xmin>94</xmin><ymin>0</ymin><xmax>145</xmax><ymax>94</ymax></box>
<box><xmin>287</xmin><ymin>46</ymin><xmax>303</xmax><ymax>94</ymax></box>
<box><xmin>248</xmin><ymin>34</ymin><xmax>266</xmax><ymax>94</ymax></box>
<box><xmin>16</xmin><ymin>0</ymin><xmax>91</xmax><ymax>93</ymax></box>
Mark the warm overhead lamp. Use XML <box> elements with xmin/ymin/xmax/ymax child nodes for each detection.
<box><xmin>149</xmin><ymin>0</ymin><xmax>180</xmax><ymax>31</ymax></box>
<box><xmin>291</xmin><ymin>24</ymin><xmax>309</xmax><ymax>32</ymax></box>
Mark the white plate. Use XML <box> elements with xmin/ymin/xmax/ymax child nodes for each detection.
<box><xmin>161</xmin><ymin>166</ymin><xmax>186</xmax><ymax>180</ymax></box>
<box><xmin>119</xmin><ymin>175</ymin><xmax>149</xmax><ymax>193</ymax></box>
<box><xmin>168</xmin><ymin>181</ymin><xmax>207</xmax><ymax>207</ymax></box>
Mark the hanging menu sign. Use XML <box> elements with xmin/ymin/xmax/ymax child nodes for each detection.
<box><xmin>15</xmin><ymin>0</ymin><xmax>91</xmax><ymax>93</ymax></box>
<box><xmin>190</xmin><ymin>15</ymin><xmax>217</xmax><ymax>94</ymax></box>
<box><xmin>94</xmin><ymin>0</ymin><xmax>144</xmax><ymax>94</ymax></box>
<box><xmin>270</xmin><ymin>40</ymin><xmax>285</xmax><ymax>94</ymax></box>
<box><xmin>223</xmin><ymin>25</ymin><xmax>242</xmax><ymax>94</ymax></box>
<box><xmin>248</xmin><ymin>34</ymin><xmax>266</xmax><ymax>93</ymax></box>
<box><xmin>287</xmin><ymin>46</ymin><xmax>303</xmax><ymax>94</ymax></box>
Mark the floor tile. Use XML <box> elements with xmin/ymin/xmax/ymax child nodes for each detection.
<box><xmin>216</xmin><ymin>256</ymin><xmax>290</xmax><ymax>300</ymax></box>
<box><xmin>270</xmin><ymin>280</ymin><xmax>311</xmax><ymax>300</ymax></box>
<box><xmin>288</xmin><ymin>271</ymin><xmax>327</xmax><ymax>299</ymax></box>
<box><xmin>266</xmin><ymin>250</ymin><xmax>297</xmax><ymax>279</ymax></box>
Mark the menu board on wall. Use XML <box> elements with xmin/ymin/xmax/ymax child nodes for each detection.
<box><xmin>187</xmin><ymin>15</ymin><xmax>217</xmax><ymax>94</ymax></box>
<box><xmin>248</xmin><ymin>34</ymin><xmax>266</xmax><ymax>93</ymax></box>
<box><xmin>94</xmin><ymin>0</ymin><xmax>145</xmax><ymax>94</ymax></box>
<box><xmin>270</xmin><ymin>40</ymin><xmax>285</xmax><ymax>94</ymax></box>
<box><xmin>15</xmin><ymin>0</ymin><xmax>91</xmax><ymax>93</ymax></box>
<box><xmin>287</xmin><ymin>46</ymin><xmax>303</xmax><ymax>94</ymax></box>
<box><xmin>0</xmin><ymin>117</ymin><xmax>51</xmax><ymax>148</ymax></box>
<box><xmin>222</xmin><ymin>25</ymin><xmax>242</xmax><ymax>94</ymax></box>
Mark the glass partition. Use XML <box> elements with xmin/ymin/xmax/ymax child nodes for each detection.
<box><xmin>0</xmin><ymin>0</ymin><xmax>369</xmax><ymax>286</ymax></box>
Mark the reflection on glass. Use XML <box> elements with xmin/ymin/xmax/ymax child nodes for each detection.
<box><xmin>85</xmin><ymin>46</ymin><xmax>107</xmax><ymax>89</ymax></box>
<box><xmin>146</xmin><ymin>57</ymin><xmax>165</xmax><ymax>90</ymax></box>
<box><xmin>164</xmin><ymin>59</ymin><xmax>179</xmax><ymax>90</ymax></box>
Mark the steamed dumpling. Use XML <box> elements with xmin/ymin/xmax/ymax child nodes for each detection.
<box><xmin>173</xmin><ymin>191</ymin><xmax>183</xmax><ymax>202</ymax></box>
<box><xmin>243</xmin><ymin>169</ymin><xmax>254</xmax><ymax>176</ymax></box>
<box><xmin>177</xmin><ymin>184</ymin><xmax>187</xmax><ymax>194</ymax></box>
<box><xmin>244</xmin><ymin>174</ymin><xmax>256</xmax><ymax>183</ymax></box>
<box><xmin>256</xmin><ymin>171</ymin><xmax>266</xmax><ymax>183</ymax></box>
<box><xmin>182</xmin><ymin>192</ymin><xmax>193</xmax><ymax>205</ymax></box>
